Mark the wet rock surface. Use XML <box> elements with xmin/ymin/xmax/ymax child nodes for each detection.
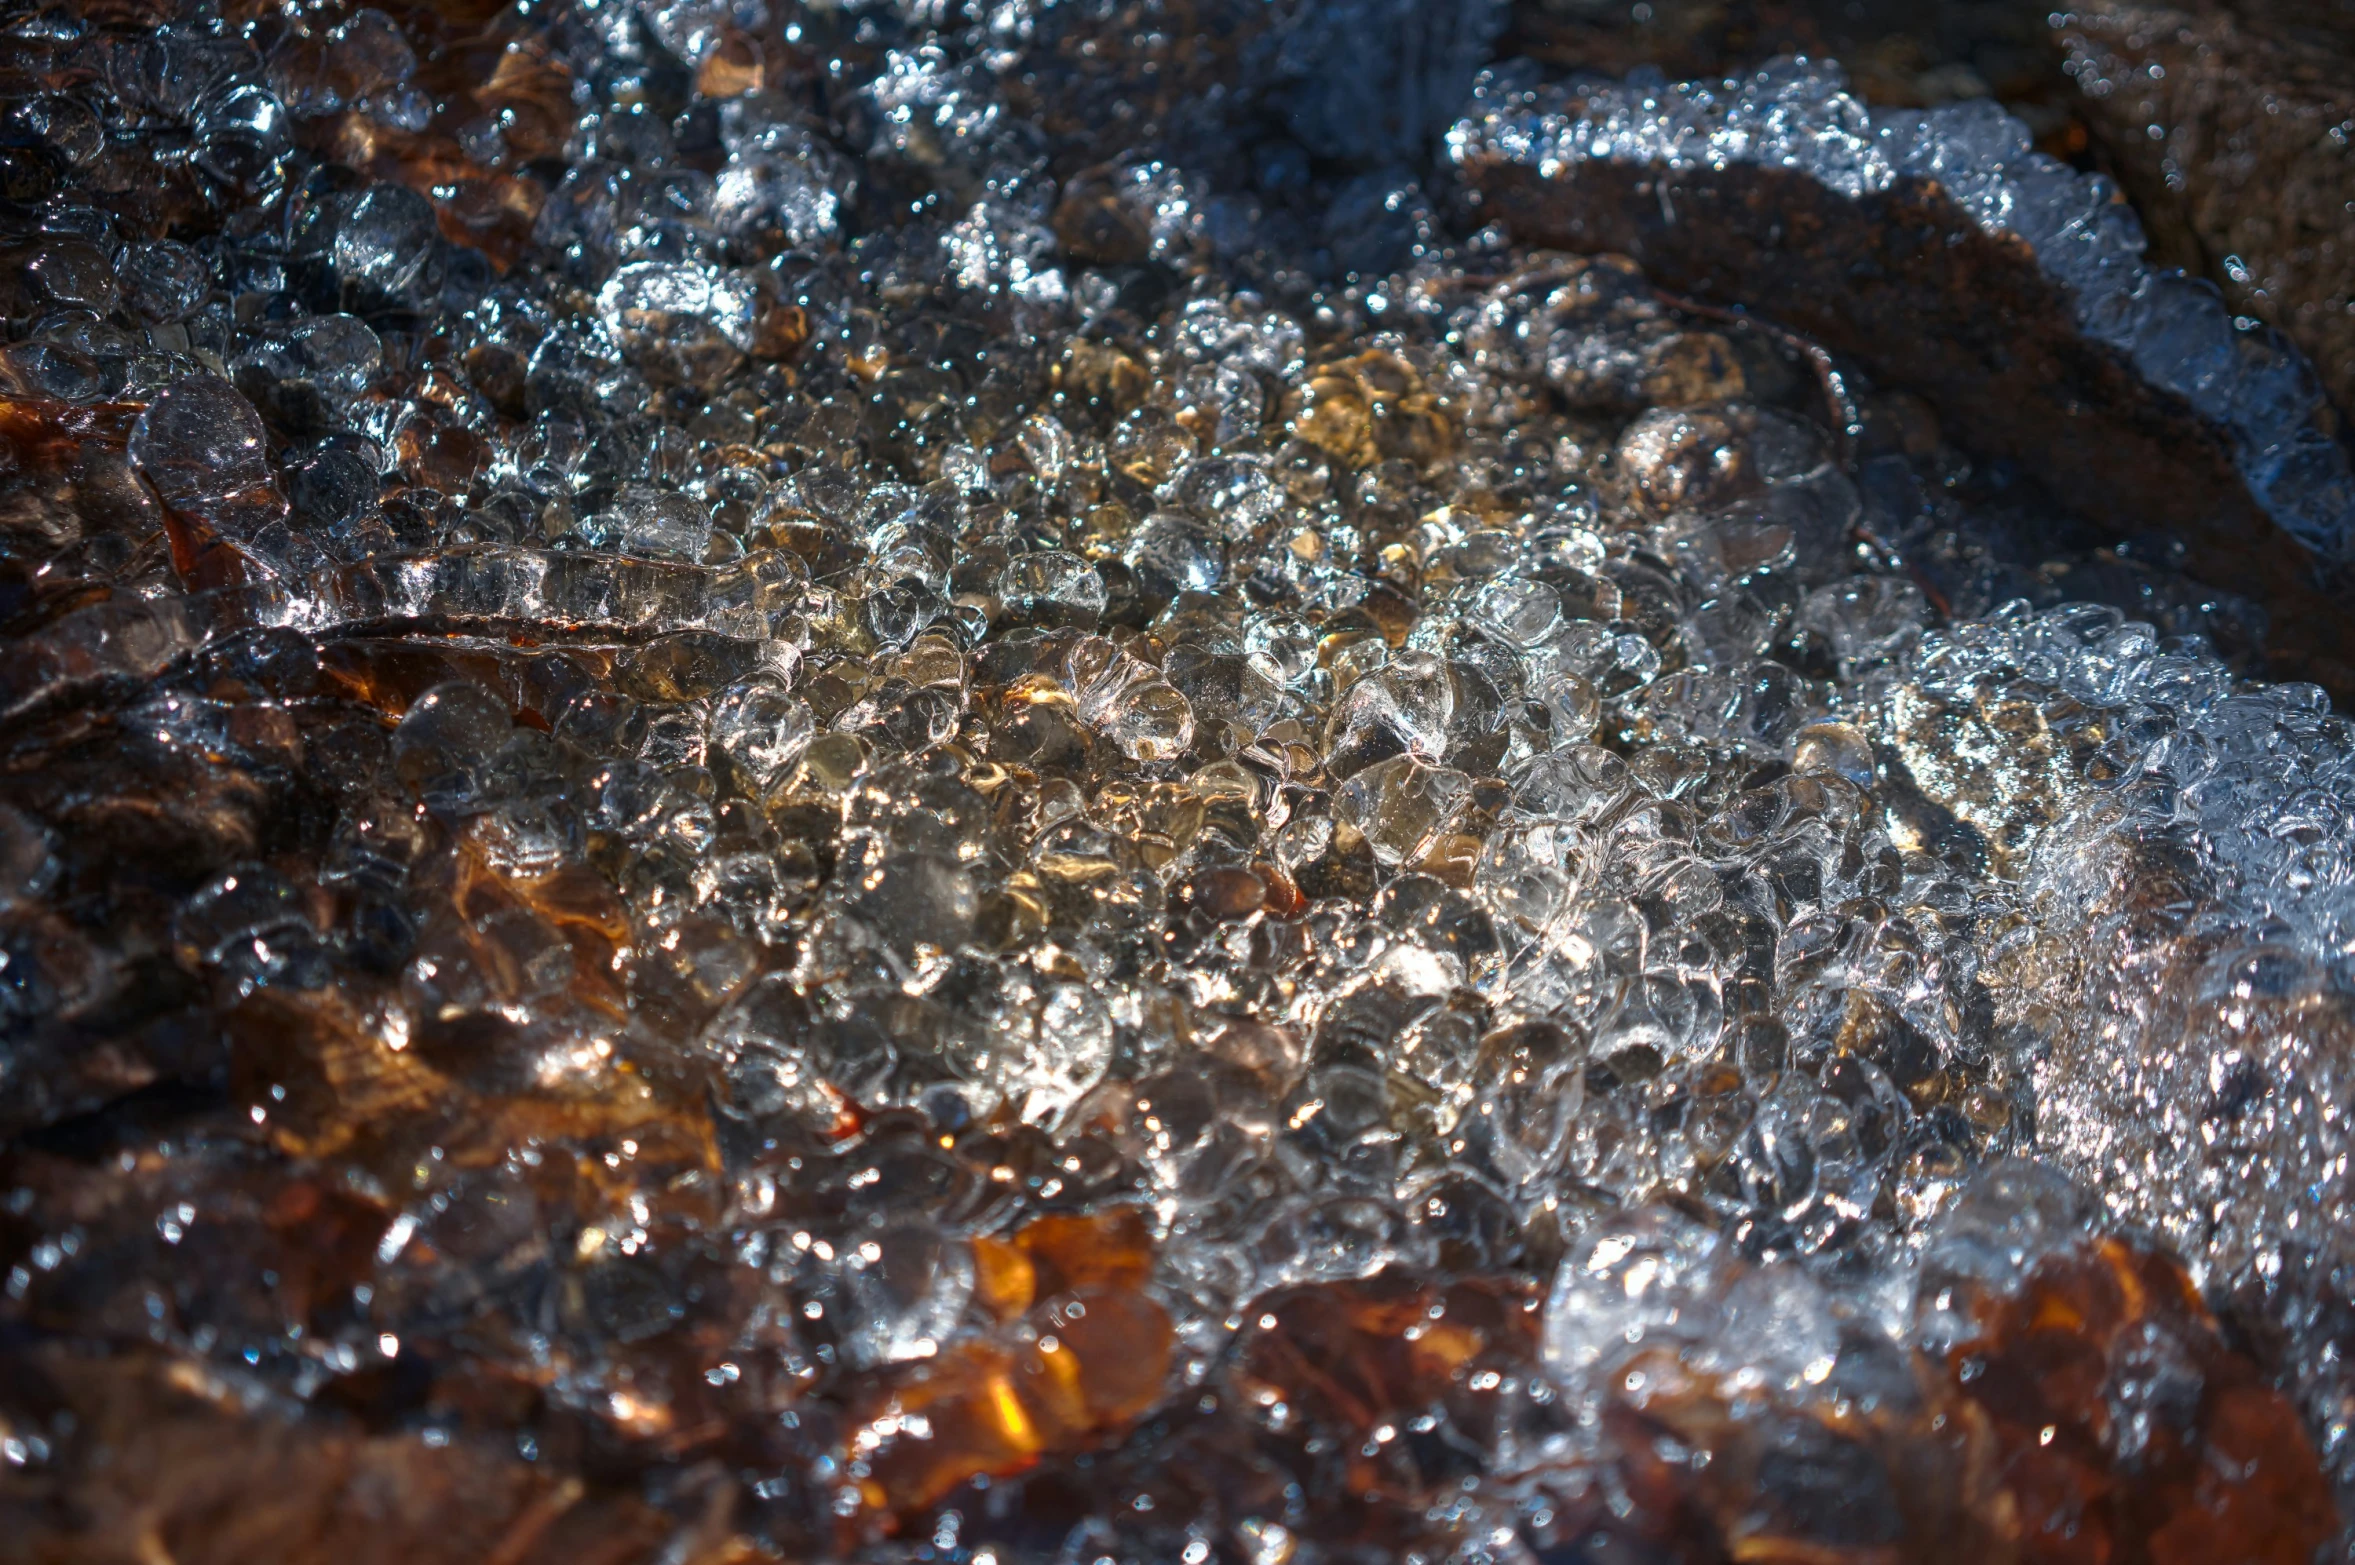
<box><xmin>0</xmin><ymin>0</ymin><xmax>2351</xmax><ymax>1562</ymax></box>
<box><xmin>1504</xmin><ymin>0</ymin><xmax>2072</xmax><ymax>125</ymax></box>
<box><xmin>2057</xmin><ymin>0</ymin><xmax>2355</xmax><ymax>423</ymax></box>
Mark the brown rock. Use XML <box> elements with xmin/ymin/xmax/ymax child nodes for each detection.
<box><xmin>1051</xmin><ymin>165</ymin><xmax>1155</xmax><ymax>265</ymax></box>
<box><xmin>849</xmin><ymin>1208</ymin><xmax>1172</xmax><ymax>1524</ymax></box>
<box><xmin>1224</xmin><ymin>1273</ymin><xmax>1543</xmax><ymax>1538</ymax></box>
<box><xmin>0</xmin><ymin>1346</ymin><xmax>701</xmax><ymax>1565</ymax></box>
<box><xmin>2059</xmin><ymin>0</ymin><xmax>2355</xmax><ymax>421</ymax></box>
<box><xmin>1502</xmin><ymin>0</ymin><xmax>2077</xmax><ymax>129</ymax></box>
<box><xmin>1945</xmin><ymin>1232</ymin><xmax>2340</xmax><ymax>1565</ymax></box>
<box><xmin>1285</xmin><ymin>349</ymin><xmax>1458</xmax><ymax>473</ymax></box>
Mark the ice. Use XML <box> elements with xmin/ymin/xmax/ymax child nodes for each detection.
<box><xmin>0</xmin><ymin>804</ymin><xmax>59</xmax><ymax>908</ymax></box>
<box><xmin>129</xmin><ymin>376</ymin><xmax>273</xmax><ymax>512</ymax></box>
<box><xmin>17</xmin><ymin>236</ymin><xmax>117</xmax><ymax>316</ymax></box>
<box><xmin>234</xmin><ymin>315</ymin><xmax>384</xmax><ymax>401</ymax></box>
<box><xmin>834</xmin><ymin>1219</ymin><xmax>976</xmax><ymax>1368</ymax></box>
<box><xmin>996</xmin><ymin>549</ymin><xmax>1106</xmax><ymax>629</ymax></box>
<box><xmin>173</xmin><ymin>864</ymin><xmax>331</xmax><ymax>993</ymax></box>
<box><xmin>4</xmin><ymin>0</ymin><xmax>2354</xmax><ymax>1557</ymax></box>
<box><xmin>708</xmin><ymin>676</ymin><xmax>815</xmax><ymax>798</ymax></box>
<box><xmin>577</xmin><ymin>483</ymin><xmax>714</xmax><ymax>562</ymax></box>
<box><xmin>284</xmin><ymin>446</ymin><xmax>383</xmax><ymax>543</ymax></box>
<box><xmin>710</xmin><ymin>110</ymin><xmax>845</xmax><ymax>251</ymax></box>
<box><xmin>1335</xmin><ymin>754</ymin><xmax>1471</xmax><ymax>865</ymax></box>
<box><xmin>1870</xmin><ymin>602</ymin><xmax>2355</xmax><ymax>1512</ymax></box>
<box><xmin>595</xmin><ymin>262</ymin><xmax>757</xmax><ymax>391</ymax></box>
<box><xmin>190</xmin><ymin>82</ymin><xmax>293</xmax><ymax>195</ymax></box>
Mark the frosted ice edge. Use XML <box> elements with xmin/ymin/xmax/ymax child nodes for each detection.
<box><xmin>1874</xmin><ymin>597</ymin><xmax>2355</xmax><ymax>1512</ymax></box>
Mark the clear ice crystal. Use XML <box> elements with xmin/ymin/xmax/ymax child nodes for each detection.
<box><xmin>2</xmin><ymin>0</ymin><xmax>2351</xmax><ymax>1559</ymax></box>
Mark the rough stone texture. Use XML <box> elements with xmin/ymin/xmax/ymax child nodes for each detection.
<box><xmin>2057</xmin><ymin>0</ymin><xmax>2355</xmax><ymax>422</ymax></box>
<box><xmin>1504</xmin><ymin>0</ymin><xmax>2079</xmax><ymax>134</ymax></box>
<box><xmin>0</xmin><ymin>1347</ymin><xmax>686</xmax><ymax>1565</ymax></box>
<box><xmin>1458</xmin><ymin>147</ymin><xmax>2355</xmax><ymax>697</ymax></box>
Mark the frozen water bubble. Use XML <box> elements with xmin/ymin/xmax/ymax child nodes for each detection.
<box><xmin>1326</xmin><ymin>652</ymin><xmax>1455</xmax><ymax>773</ymax></box>
<box><xmin>1542</xmin><ymin>1205</ymin><xmax>1725</xmax><ymax>1380</ymax></box>
<box><xmin>1799</xmin><ymin>577</ymin><xmax>1925</xmax><ymax>679</ymax></box>
<box><xmin>1335</xmin><ymin>755</ymin><xmax>1470</xmax><ymax>865</ymax></box>
<box><xmin>269</xmin><ymin>8</ymin><xmax>416</xmax><ymax>116</ymax></box>
<box><xmin>580</xmin><ymin>484</ymin><xmax>714</xmax><ymax>562</ymax></box>
<box><xmin>711</xmin><ymin>119</ymin><xmax>844</xmax><ymax>251</ymax></box>
<box><xmin>709</xmin><ymin>677</ymin><xmax>814</xmax><ymax>798</ymax></box>
<box><xmin>1256</xmin><ymin>1193</ymin><xmax>1423</xmax><ymax>1286</ymax></box>
<box><xmin>1513</xmin><ymin>743</ymin><xmax>1633</xmax><ymax>824</ymax></box>
<box><xmin>130</xmin><ymin>376</ymin><xmax>272</xmax><ymax>511</ymax></box>
<box><xmin>838</xmin><ymin>840</ymin><xmax>979</xmax><ymax>959</ymax></box>
<box><xmin>173</xmin><ymin>864</ymin><xmax>328</xmax><ymax>991</ymax></box>
<box><xmin>1472</xmin><ymin>577</ymin><xmax>1562</xmax><ymax>647</ymax></box>
<box><xmin>705</xmin><ymin>549</ymin><xmax>807</xmax><ymax>640</ymax></box>
<box><xmin>997</xmin><ymin>551</ymin><xmax>1106</xmax><ymax>630</ymax></box>
<box><xmin>330</xmin><ymin>9</ymin><xmax>417</xmax><ymax>93</ymax></box>
<box><xmin>1790</xmin><ymin>721</ymin><xmax>1875</xmax><ymax>789</ymax></box>
<box><xmin>705</xmin><ymin>971</ymin><xmax>890</xmax><ymax>1125</ymax></box>
<box><xmin>598</xmin><ymin>262</ymin><xmax>756</xmax><ymax>391</ymax></box>
<box><xmin>837</xmin><ymin>1220</ymin><xmax>975</xmax><ymax>1369</ymax></box>
<box><xmin>237</xmin><ymin>314</ymin><xmax>384</xmax><ymax>398</ymax></box>
<box><xmin>940</xmin><ymin>966</ymin><xmax>1115</xmax><ymax>1121</ymax></box>
<box><xmin>331</xmin><ymin>185</ymin><xmax>437</xmax><ymax>298</ymax></box>
<box><xmin>1243</xmin><ymin>615</ymin><xmax>1320</xmax><ymax>688</ymax></box>
<box><xmin>7</xmin><ymin>95</ymin><xmax>103</xmax><ymax>169</ymax></box>
<box><xmin>1065</xmin><ymin>641</ymin><xmax>1195</xmax><ymax>763</ymax></box>
<box><xmin>192</xmin><ymin>83</ymin><xmax>292</xmax><ymax>193</ymax></box>
<box><xmin>14</xmin><ymin>238</ymin><xmax>119</xmax><ymax>317</ymax></box>
<box><xmin>1534</xmin><ymin>670</ymin><xmax>1601</xmax><ymax>746</ymax></box>
<box><xmin>0</xmin><ymin>803</ymin><xmax>59</xmax><ymax>907</ymax></box>
<box><xmin>0</xmin><ymin>341</ymin><xmax>107</xmax><ymax>405</ymax></box>
<box><xmin>1123</xmin><ymin>510</ymin><xmax>1227</xmax><ymax>602</ymax></box>
<box><xmin>392</xmin><ymin>681</ymin><xmax>514</xmax><ymax>813</ymax></box>
<box><xmin>285</xmin><ymin>447</ymin><xmax>383</xmax><ymax>536</ymax></box>
<box><xmin>1166</xmin><ymin>456</ymin><xmax>1285</xmax><ymax>540</ymax></box>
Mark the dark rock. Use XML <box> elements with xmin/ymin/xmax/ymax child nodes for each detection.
<box><xmin>2058</xmin><ymin>0</ymin><xmax>2355</xmax><ymax>421</ymax></box>
<box><xmin>1457</xmin><ymin>130</ymin><xmax>2355</xmax><ymax>695</ymax></box>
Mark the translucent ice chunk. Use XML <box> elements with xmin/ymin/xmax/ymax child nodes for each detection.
<box><xmin>578</xmin><ymin>485</ymin><xmax>714</xmax><ymax>563</ymax></box>
<box><xmin>1542</xmin><ymin>1205</ymin><xmax>1724</xmax><ymax>1379</ymax></box>
<box><xmin>131</xmin><ymin>376</ymin><xmax>272</xmax><ymax>511</ymax></box>
<box><xmin>596</xmin><ymin>262</ymin><xmax>756</xmax><ymax>391</ymax></box>
<box><xmin>331</xmin><ymin>184</ymin><xmax>437</xmax><ymax>298</ymax></box>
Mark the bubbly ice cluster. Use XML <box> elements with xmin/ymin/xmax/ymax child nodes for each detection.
<box><xmin>0</xmin><ymin>0</ymin><xmax>2350</xmax><ymax>1561</ymax></box>
<box><xmin>1904</xmin><ymin>600</ymin><xmax>2355</xmax><ymax>978</ymax></box>
<box><xmin>1448</xmin><ymin>59</ymin><xmax>2355</xmax><ymax>559</ymax></box>
<box><xmin>1870</xmin><ymin>599</ymin><xmax>2355</xmax><ymax>1506</ymax></box>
